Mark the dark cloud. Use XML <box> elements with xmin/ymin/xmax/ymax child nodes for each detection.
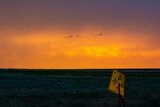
<box><xmin>65</xmin><ymin>35</ymin><xmax>81</xmax><ymax>39</ymax></box>
<box><xmin>65</xmin><ymin>35</ymin><xmax>74</xmax><ymax>39</ymax></box>
<box><xmin>96</xmin><ymin>33</ymin><xmax>103</xmax><ymax>36</ymax></box>
<box><xmin>95</xmin><ymin>33</ymin><xmax>110</xmax><ymax>37</ymax></box>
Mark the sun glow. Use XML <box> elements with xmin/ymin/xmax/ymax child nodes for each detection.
<box><xmin>83</xmin><ymin>46</ymin><xmax>120</xmax><ymax>57</ymax></box>
<box><xmin>0</xmin><ymin>30</ymin><xmax>160</xmax><ymax>68</ymax></box>
<box><xmin>63</xmin><ymin>46</ymin><xmax>120</xmax><ymax>57</ymax></box>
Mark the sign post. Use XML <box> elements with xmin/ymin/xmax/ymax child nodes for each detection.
<box><xmin>118</xmin><ymin>83</ymin><xmax>121</xmax><ymax>107</ymax></box>
<box><xmin>108</xmin><ymin>70</ymin><xmax>125</xmax><ymax>107</ymax></box>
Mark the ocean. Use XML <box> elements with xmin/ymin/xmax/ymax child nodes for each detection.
<box><xmin>0</xmin><ymin>69</ymin><xmax>159</xmax><ymax>107</ymax></box>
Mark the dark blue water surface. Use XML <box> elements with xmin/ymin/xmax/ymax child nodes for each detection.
<box><xmin>0</xmin><ymin>69</ymin><xmax>160</xmax><ymax>107</ymax></box>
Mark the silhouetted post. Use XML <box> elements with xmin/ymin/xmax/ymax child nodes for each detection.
<box><xmin>118</xmin><ymin>83</ymin><xmax>121</xmax><ymax>107</ymax></box>
<box><xmin>122</xmin><ymin>97</ymin><xmax>126</xmax><ymax>107</ymax></box>
<box><xmin>118</xmin><ymin>83</ymin><xmax>126</xmax><ymax>107</ymax></box>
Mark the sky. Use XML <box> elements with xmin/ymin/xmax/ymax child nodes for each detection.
<box><xmin>0</xmin><ymin>0</ymin><xmax>160</xmax><ymax>69</ymax></box>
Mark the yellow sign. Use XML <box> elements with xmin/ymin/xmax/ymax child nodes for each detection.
<box><xmin>108</xmin><ymin>70</ymin><xmax>125</xmax><ymax>96</ymax></box>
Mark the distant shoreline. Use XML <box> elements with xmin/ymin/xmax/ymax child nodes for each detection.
<box><xmin>0</xmin><ymin>69</ymin><xmax>160</xmax><ymax>77</ymax></box>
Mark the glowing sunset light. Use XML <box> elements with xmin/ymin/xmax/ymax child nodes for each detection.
<box><xmin>0</xmin><ymin>0</ymin><xmax>160</xmax><ymax>68</ymax></box>
<box><xmin>83</xmin><ymin>46</ymin><xmax>120</xmax><ymax>57</ymax></box>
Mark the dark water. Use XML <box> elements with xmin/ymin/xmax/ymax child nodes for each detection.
<box><xmin>0</xmin><ymin>69</ymin><xmax>160</xmax><ymax>107</ymax></box>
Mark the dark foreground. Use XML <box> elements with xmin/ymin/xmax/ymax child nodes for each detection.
<box><xmin>0</xmin><ymin>69</ymin><xmax>160</xmax><ymax>107</ymax></box>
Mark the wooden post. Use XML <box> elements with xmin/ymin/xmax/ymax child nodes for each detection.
<box><xmin>118</xmin><ymin>83</ymin><xmax>126</xmax><ymax>107</ymax></box>
<box><xmin>122</xmin><ymin>97</ymin><xmax>126</xmax><ymax>107</ymax></box>
<box><xmin>118</xmin><ymin>83</ymin><xmax>121</xmax><ymax>107</ymax></box>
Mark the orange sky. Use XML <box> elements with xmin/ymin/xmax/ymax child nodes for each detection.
<box><xmin>0</xmin><ymin>29</ymin><xmax>160</xmax><ymax>68</ymax></box>
<box><xmin>0</xmin><ymin>0</ymin><xmax>160</xmax><ymax>68</ymax></box>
